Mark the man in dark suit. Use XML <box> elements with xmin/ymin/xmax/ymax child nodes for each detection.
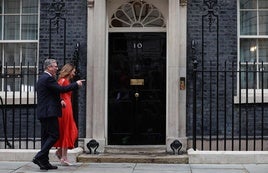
<box><xmin>32</xmin><ymin>59</ymin><xmax>84</xmax><ymax>170</ymax></box>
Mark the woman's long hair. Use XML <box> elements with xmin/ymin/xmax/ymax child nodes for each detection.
<box><xmin>58</xmin><ymin>63</ymin><xmax>75</xmax><ymax>79</ymax></box>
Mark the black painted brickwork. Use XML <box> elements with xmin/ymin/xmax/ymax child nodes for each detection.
<box><xmin>39</xmin><ymin>0</ymin><xmax>88</xmax><ymax>138</ymax></box>
<box><xmin>186</xmin><ymin>0</ymin><xmax>268</xmax><ymax>138</ymax></box>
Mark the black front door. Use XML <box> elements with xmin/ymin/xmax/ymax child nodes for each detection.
<box><xmin>108</xmin><ymin>33</ymin><xmax>166</xmax><ymax>145</ymax></box>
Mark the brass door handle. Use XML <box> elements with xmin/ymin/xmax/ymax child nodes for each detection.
<box><xmin>134</xmin><ymin>92</ymin><xmax>139</xmax><ymax>98</ymax></box>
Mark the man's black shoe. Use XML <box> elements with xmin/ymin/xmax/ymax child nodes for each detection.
<box><xmin>32</xmin><ymin>157</ymin><xmax>48</xmax><ymax>170</ymax></box>
<box><xmin>46</xmin><ymin>163</ymin><xmax>58</xmax><ymax>169</ymax></box>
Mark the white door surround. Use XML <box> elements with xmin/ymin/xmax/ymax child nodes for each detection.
<box><xmin>85</xmin><ymin>0</ymin><xmax>187</xmax><ymax>153</ymax></box>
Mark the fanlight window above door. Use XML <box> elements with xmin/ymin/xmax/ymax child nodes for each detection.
<box><xmin>110</xmin><ymin>1</ymin><xmax>166</xmax><ymax>28</ymax></box>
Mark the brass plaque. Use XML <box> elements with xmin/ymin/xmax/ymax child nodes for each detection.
<box><xmin>130</xmin><ymin>79</ymin><xmax>144</xmax><ymax>86</ymax></box>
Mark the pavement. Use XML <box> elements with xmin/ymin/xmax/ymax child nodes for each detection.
<box><xmin>1</xmin><ymin>161</ymin><xmax>268</xmax><ymax>173</ymax></box>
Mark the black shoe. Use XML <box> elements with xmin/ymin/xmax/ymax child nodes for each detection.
<box><xmin>32</xmin><ymin>157</ymin><xmax>48</xmax><ymax>170</ymax></box>
<box><xmin>46</xmin><ymin>163</ymin><xmax>58</xmax><ymax>170</ymax></box>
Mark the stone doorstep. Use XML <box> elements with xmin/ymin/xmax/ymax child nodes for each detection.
<box><xmin>77</xmin><ymin>153</ymin><xmax>189</xmax><ymax>164</ymax></box>
<box><xmin>0</xmin><ymin>147</ymin><xmax>83</xmax><ymax>162</ymax></box>
<box><xmin>187</xmin><ymin>148</ymin><xmax>268</xmax><ymax>164</ymax></box>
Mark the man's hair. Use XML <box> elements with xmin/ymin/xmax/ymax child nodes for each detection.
<box><xmin>43</xmin><ymin>59</ymin><xmax>57</xmax><ymax>70</ymax></box>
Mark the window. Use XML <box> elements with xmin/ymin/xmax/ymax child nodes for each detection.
<box><xmin>239</xmin><ymin>0</ymin><xmax>268</xmax><ymax>90</ymax></box>
<box><xmin>109</xmin><ymin>1</ymin><xmax>165</xmax><ymax>28</ymax></box>
<box><xmin>0</xmin><ymin>0</ymin><xmax>39</xmax><ymax>103</ymax></box>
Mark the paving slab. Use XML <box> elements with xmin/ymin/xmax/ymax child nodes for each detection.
<box><xmin>243</xmin><ymin>164</ymin><xmax>268</xmax><ymax>173</ymax></box>
<box><xmin>0</xmin><ymin>161</ymin><xmax>26</xmax><ymax>173</ymax></box>
<box><xmin>134</xmin><ymin>163</ymin><xmax>190</xmax><ymax>171</ymax></box>
<box><xmin>133</xmin><ymin>165</ymin><xmax>191</xmax><ymax>173</ymax></box>
<box><xmin>14</xmin><ymin>162</ymin><xmax>83</xmax><ymax>173</ymax></box>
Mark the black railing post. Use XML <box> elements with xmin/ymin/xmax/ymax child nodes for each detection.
<box><xmin>209</xmin><ymin>61</ymin><xmax>212</xmax><ymax>150</ymax></box>
<box><xmin>224</xmin><ymin>61</ymin><xmax>227</xmax><ymax>150</ymax></box>
<box><xmin>72</xmin><ymin>43</ymin><xmax>81</xmax><ymax>147</ymax></box>
<box><xmin>245</xmin><ymin>61</ymin><xmax>249</xmax><ymax>151</ymax></box>
<box><xmin>261</xmin><ymin>61</ymin><xmax>264</xmax><ymax>150</ymax></box>
<box><xmin>253</xmin><ymin>61</ymin><xmax>256</xmax><ymax>151</ymax></box>
<box><xmin>192</xmin><ymin>59</ymin><xmax>198</xmax><ymax>150</ymax></box>
<box><xmin>239</xmin><ymin>61</ymin><xmax>242</xmax><ymax>151</ymax></box>
<box><xmin>231</xmin><ymin>60</ymin><xmax>235</xmax><ymax>151</ymax></box>
<box><xmin>33</xmin><ymin>61</ymin><xmax>38</xmax><ymax>149</ymax></box>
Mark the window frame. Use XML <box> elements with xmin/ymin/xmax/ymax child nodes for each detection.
<box><xmin>0</xmin><ymin>0</ymin><xmax>39</xmax><ymax>104</ymax></box>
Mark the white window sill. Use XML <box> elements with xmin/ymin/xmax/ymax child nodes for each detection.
<box><xmin>234</xmin><ymin>91</ymin><xmax>268</xmax><ymax>104</ymax></box>
<box><xmin>0</xmin><ymin>92</ymin><xmax>36</xmax><ymax>105</ymax></box>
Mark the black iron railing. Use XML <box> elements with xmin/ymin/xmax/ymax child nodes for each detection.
<box><xmin>0</xmin><ymin>62</ymin><xmax>38</xmax><ymax>149</ymax></box>
<box><xmin>192</xmin><ymin>60</ymin><xmax>268</xmax><ymax>151</ymax></box>
<box><xmin>0</xmin><ymin>43</ymin><xmax>81</xmax><ymax>149</ymax></box>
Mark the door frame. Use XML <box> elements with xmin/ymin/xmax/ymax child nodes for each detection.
<box><xmin>85</xmin><ymin>0</ymin><xmax>187</xmax><ymax>153</ymax></box>
<box><xmin>107</xmin><ymin>0</ymin><xmax>168</xmax><ymax>146</ymax></box>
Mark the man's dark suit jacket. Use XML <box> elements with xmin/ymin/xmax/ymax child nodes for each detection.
<box><xmin>36</xmin><ymin>72</ymin><xmax>78</xmax><ymax>120</ymax></box>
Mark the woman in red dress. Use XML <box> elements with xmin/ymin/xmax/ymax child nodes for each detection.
<box><xmin>54</xmin><ymin>63</ymin><xmax>78</xmax><ymax>166</ymax></box>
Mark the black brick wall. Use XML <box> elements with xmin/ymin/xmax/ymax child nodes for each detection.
<box><xmin>39</xmin><ymin>0</ymin><xmax>88</xmax><ymax>138</ymax></box>
<box><xmin>186</xmin><ymin>0</ymin><xmax>268</xmax><ymax>139</ymax></box>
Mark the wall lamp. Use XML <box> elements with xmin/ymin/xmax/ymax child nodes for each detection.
<box><xmin>180</xmin><ymin>0</ymin><xmax>187</xmax><ymax>6</ymax></box>
<box><xmin>88</xmin><ymin>0</ymin><xmax>94</xmax><ymax>8</ymax></box>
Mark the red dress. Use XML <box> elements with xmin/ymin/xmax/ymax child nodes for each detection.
<box><xmin>54</xmin><ymin>78</ymin><xmax>78</xmax><ymax>149</ymax></box>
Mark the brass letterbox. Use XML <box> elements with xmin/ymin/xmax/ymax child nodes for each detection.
<box><xmin>130</xmin><ymin>79</ymin><xmax>144</xmax><ymax>86</ymax></box>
